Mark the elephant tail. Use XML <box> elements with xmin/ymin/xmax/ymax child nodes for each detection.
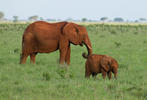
<box><xmin>82</xmin><ymin>52</ymin><xmax>88</xmax><ymax>59</ymax></box>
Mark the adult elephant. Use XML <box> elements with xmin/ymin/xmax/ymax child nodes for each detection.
<box><xmin>20</xmin><ymin>21</ymin><xmax>92</xmax><ymax>65</ymax></box>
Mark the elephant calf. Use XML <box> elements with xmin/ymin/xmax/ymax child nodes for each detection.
<box><xmin>82</xmin><ymin>53</ymin><xmax>118</xmax><ymax>79</ymax></box>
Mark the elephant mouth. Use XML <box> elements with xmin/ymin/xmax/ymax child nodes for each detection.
<box><xmin>80</xmin><ymin>43</ymin><xmax>83</xmax><ymax>46</ymax></box>
<box><xmin>79</xmin><ymin>42</ymin><xmax>84</xmax><ymax>46</ymax></box>
<box><xmin>70</xmin><ymin>41</ymin><xmax>84</xmax><ymax>46</ymax></box>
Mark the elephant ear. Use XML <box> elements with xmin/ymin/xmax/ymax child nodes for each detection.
<box><xmin>62</xmin><ymin>23</ymin><xmax>81</xmax><ymax>44</ymax></box>
<box><xmin>100</xmin><ymin>56</ymin><xmax>111</xmax><ymax>72</ymax></box>
<box><xmin>62</xmin><ymin>23</ymin><xmax>79</xmax><ymax>35</ymax></box>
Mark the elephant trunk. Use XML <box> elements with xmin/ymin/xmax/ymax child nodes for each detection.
<box><xmin>84</xmin><ymin>35</ymin><xmax>92</xmax><ymax>55</ymax></box>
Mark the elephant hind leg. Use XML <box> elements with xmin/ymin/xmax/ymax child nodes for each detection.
<box><xmin>20</xmin><ymin>53</ymin><xmax>29</xmax><ymax>64</ymax></box>
<box><xmin>101</xmin><ymin>69</ymin><xmax>107</xmax><ymax>79</ymax></box>
<box><xmin>30</xmin><ymin>53</ymin><xmax>37</xmax><ymax>64</ymax></box>
<box><xmin>85</xmin><ymin>71</ymin><xmax>91</xmax><ymax>78</ymax></box>
<box><xmin>85</xmin><ymin>63</ymin><xmax>91</xmax><ymax>78</ymax></box>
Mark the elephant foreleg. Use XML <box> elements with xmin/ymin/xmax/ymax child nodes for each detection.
<box><xmin>65</xmin><ymin>46</ymin><xmax>70</xmax><ymax>66</ymax></box>
<box><xmin>112</xmin><ymin>69</ymin><xmax>118</xmax><ymax>79</ymax></box>
<box><xmin>59</xmin><ymin>38</ymin><xmax>69</xmax><ymax>65</ymax></box>
<box><xmin>59</xmin><ymin>48</ymin><xmax>68</xmax><ymax>65</ymax></box>
<box><xmin>107</xmin><ymin>71</ymin><xmax>112</xmax><ymax>80</ymax></box>
<box><xmin>114</xmin><ymin>71</ymin><xmax>117</xmax><ymax>79</ymax></box>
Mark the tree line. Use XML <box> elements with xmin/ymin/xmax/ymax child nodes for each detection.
<box><xmin>0</xmin><ymin>11</ymin><xmax>147</xmax><ymax>23</ymax></box>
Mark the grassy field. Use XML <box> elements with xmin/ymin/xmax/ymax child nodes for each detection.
<box><xmin>0</xmin><ymin>22</ymin><xmax>147</xmax><ymax>100</ymax></box>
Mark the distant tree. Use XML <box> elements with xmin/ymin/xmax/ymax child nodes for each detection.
<box><xmin>13</xmin><ymin>16</ymin><xmax>18</xmax><ymax>22</ymax></box>
<box><xmin>0</xmin><ymin>11</ymin><xmax>4</xmax><ymax>20</ymax></box>
<box><xmin>82</xmin><ymin>18</ymin><xmax>87</xmax><ymax>22</ymax></box>
<box><xmin>114</xmin><ymin>17</ymin><xmax>124</xmax><ymax>22</ymax></box>
<box><xmin>139</xmin><ymin>18</ymin><xmax>146</xmax><ymax>22</ymax></box>
<box><xmin>126</xmin><ymin>19</ymin><xmax>130</xmax><ymax>22</ymax></box>
<box><xmin>135</xmin><ymin>20</ymin><xmax>139</xmax><ymax>22</ymax></box>
<box><xmin>28</xmin><ymin>15</ymin><xmax>39</xmax><ymax>21</ymax></box>
<box><xmin>39</xmin><ymin>17</ymin><xmax>44</xmax><ymax>21</ymax></box>
<box><xmin>47</xmin><ymin>18</ymin><xmax>56</xmax><ymax>21</ymax></box>
<box><xmin>100</xmin><ymin>17</ymin><xmax>108</xmax><ymax>22</ymax></box>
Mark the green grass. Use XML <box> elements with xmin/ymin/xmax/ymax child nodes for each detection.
<box><xmin>0</xmin><ymin>23</ymin><xmax>147</xmax><ymax>100</ymax></box>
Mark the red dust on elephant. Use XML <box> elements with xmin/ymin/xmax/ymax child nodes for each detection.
<box><xmin>82</xmin><ymin>53</ymin><xmax>118</xmax><ymax>79</ymax></box>
<box><xmin>20</xmin><ymin>21</ymin><xmax>92</xmax><ymax>65</ymax></box>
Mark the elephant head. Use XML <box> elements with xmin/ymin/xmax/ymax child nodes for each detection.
<box><xmin>100</xmin><ymin>56</ymin><xmax>118</xmax><ymax>72</ymax></box>
<box><xmin>62</xmin><ymin>22</ymin><xmax>92</xmax><ymax>55</ymax></box>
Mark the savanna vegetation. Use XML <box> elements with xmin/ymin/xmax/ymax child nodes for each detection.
<box><xmin>0</xmin><ymin>22</ymin><xmax>147</xmax><ymax>100</ymax></box>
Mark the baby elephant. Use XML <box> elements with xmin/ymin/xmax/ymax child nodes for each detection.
<box><xmin>82</xmin><ymin>53</ymin><xmax>118</xmax><ymax>79</ymax></box>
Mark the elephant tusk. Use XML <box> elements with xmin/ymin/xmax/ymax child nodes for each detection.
<box><xmin>87</xmin><ymin>45</ymin><xmax>92</xmax><ymax>50</ymax></box>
